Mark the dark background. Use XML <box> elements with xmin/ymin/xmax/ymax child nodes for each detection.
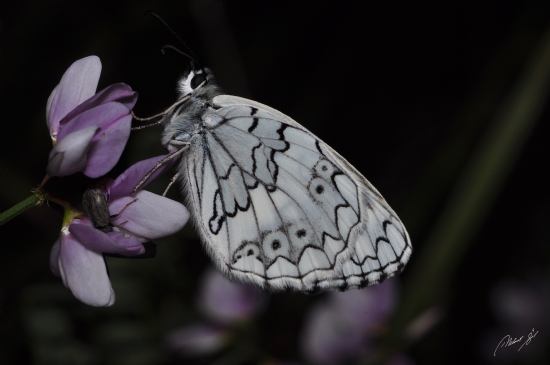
<box><xmin>1</xmin><ymin>1</ymin><xmax>550</xmax><ymax>364</ymax></box>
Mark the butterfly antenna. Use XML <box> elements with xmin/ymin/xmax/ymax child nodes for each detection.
<box><xmin>162</xmin><ymin>45</ymin><xmax>197</xmax><ymax>62</ymax></box>
<box><xmin>147</xmin><ymin>11</ymin><xmax>198</xmax><ymax>61</ymax></box>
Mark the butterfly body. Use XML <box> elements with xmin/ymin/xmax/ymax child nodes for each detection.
<box><xmin>161</xmin><ymin>64</ymin><xmax>412</xmax><ymax>293</ymax></box>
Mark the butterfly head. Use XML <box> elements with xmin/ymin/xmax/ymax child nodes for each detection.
<box><xmin>161</xmin><ymin>62</ymin><xmax>222</xmax><ymax>149</ymax></box>
<box><xmin>177</xmin><ymin>61</ymin><xmax>217</xmax><ymax>97</ymax></box>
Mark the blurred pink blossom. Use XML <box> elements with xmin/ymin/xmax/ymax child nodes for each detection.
<box><xmin>301</xmin><ymin>278</ymin><xmax>401</xmax><ymax>365</ymax></box>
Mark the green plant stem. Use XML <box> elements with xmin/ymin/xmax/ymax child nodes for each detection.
<box><xmin>0</xmin><ymin>194</ymin><xmax>41</xmax><ymax>226</ymax></box>
<box><xmin>387</xmin><ymin>19</ymin><xmax>550</xmax><ymax>349</ymax></box>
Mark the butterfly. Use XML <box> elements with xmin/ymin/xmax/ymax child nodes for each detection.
<box><xmin>157</xmin><ymin>61</ymin><xmax>412</xmax><ymax>293</ymax></box>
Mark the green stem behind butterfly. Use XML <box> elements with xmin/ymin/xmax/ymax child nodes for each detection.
<box><xmin>385</xmin><ymin>16</ymin><xmax>550</xmax><ymax>352</ymax></box>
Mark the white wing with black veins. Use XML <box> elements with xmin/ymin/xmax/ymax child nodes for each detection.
<box><xmin>181</xmin><ymin>95</ymin><xmax>412</xmax><ymax>292</ymax></box>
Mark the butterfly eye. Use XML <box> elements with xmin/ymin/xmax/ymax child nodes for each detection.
<box><xmin>190</xmin><ymin>72</ymin><xmax>207</xmax><ymax>89</ymax></box>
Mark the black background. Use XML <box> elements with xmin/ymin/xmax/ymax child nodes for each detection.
<box><xmin>1</xmin><ymin>1</ymin><xmax>550</xmax><ymax>364</ymax></box>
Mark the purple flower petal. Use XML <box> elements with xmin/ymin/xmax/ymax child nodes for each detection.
<box><xmin>300</xmin><ymin>280</ymin><xmax>399</xmax><ymax>364</ymax></box>
<box><xmin>109</xmin><ymin>154</ymin><xmax>176</xmax><ymax>199</ymax></box>
<box><xmin>46</xmin><ymin>84</ymin><xmax>59</xmax><ymax>134</ymax></box>
<box><xmin>47</xmin><ymin>56</ymin><xmax>101</xmax><ymax>136</ymax></box>
<box><xmin>82</xmin><ymin>114</ymin><xmax>132</xmax><ymax>178</ymax></box>
<box><xmin>59</xmin><ymin>83</ymin><xmax>137</xmax><ymax>128</ymax></box>
<box><xmin>105</xmin><ymin>231</ymin><xmax>147</xmax><ymax>255</ymax></box>
<box><xmin>300</xmin><ymin>300</ymin><xmax>366</xmax><ymax>365</ymax></box>
<box><xmin>46</xmin><ymin>126</ymin><xmax>99</xmax><ymax>176</ymax></box>
<box><xmin>58</xmin><ymin>233</ymin><xmax>115</xmax><ymax>307</ymax></box>
<box><xmin>69</xmin><ymin>223</ymin><xmax>145</xmax><ymax>256</ymax></box>
<box><xmin>332</xmin><ymin>278</ymin><xmax>398</xmax><ymax>331</ymax></box>
<box><xmin>46</xmin><ymin>152</ymin><xmax>65</xmax><ymax>177</ymax></box>
<box><xmin>57</xmin><ymin>101</ymin><xmax>131</xmax><ymax>141</ymax></box>
<box><xmin>49</xmin><ymin>238</ymin><xmax>62</xmax><ymax>278</ymax></box>
<box><xmin>197</xmin><ymin>268</ymin><xmax>267</xmax><ymax>324</ymax></box>
<box><xmin>110</xmin><ymin>190</ymin><xmax>189</xmax><ymax>239</ymax></box>
<box><xmin>166</xmin><ymin>324</ymin><xmax>229</xmax><ymax>356</ymax></box>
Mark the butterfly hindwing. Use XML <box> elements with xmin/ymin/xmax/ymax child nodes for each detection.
<box><xmin>180</xmin><ymin>95</ymin><xmax>411</xmax><ymax>292</ymax></box>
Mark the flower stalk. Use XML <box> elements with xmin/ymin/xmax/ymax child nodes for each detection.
<box><xmin>0</xmin><ymin>186</ymin><xmax>75</xmax><ymax>226</ymax></box>
<box><xmin>0</xmin><ymin>186</ymin><xmax>53</xmax><ymax>226</ymax></box>
<box><xmin>0</xmin><ymin>194</ymin><xmax>41</xmax><ymax>226</ymax></box>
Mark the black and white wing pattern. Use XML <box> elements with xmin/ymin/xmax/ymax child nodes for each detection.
<box><xmin>180</xmin><ymin>95</ymin><xmax>412</xmax><ymax>292</ymax></box>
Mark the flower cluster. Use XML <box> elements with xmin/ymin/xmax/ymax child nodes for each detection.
<box><xmin>45</xmin><ymin>56</ymin><xmax>189</xmax><ymax>306</ymax></box>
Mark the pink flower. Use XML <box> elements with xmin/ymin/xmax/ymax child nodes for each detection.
<box><xmin>49</xmin><ymin>155</ymin><xmax>190</xmax><ymax>306</ymax></box>
<box><xmin>300</xmin><ymin>279</ymin><xmax>398</xmax><ymax>365</ymax></box>
<box><xmin>49</xmin><ymin>217</ymin><xmax>143</xmax><ymax>307</ymax></box>
<box><xmin>105</xmin><ymin>155</ymin><xmax>190</xmax><ymax>241</ymax></box>
<box><xmin>166</xmin><ymin>268</ymin><xmax>267</xmax><ymax>356</ymax></box>
<box><xmin>46</xmin><ymin>56</ymin><xmax>137</xmax><ymax>178</ymax></box>
<box><xmin>197</xmin><ymin>268</ymin><xmax>267</xmax><ymax>325</ymax></box>
<box><xmin>166</xmin><ymin>325</ymin><xmax>229</xmax><ymax>357</ymax></box>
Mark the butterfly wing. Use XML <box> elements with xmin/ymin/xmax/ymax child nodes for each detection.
<box><xmin>180</xmin><ymin>95</ymin><xmax>412</xmax><ymax>292</ymax></box>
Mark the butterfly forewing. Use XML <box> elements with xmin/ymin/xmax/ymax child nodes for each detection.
<box><xmin>178</xmin><ymin>95</ymin><xmax>411</xmax><ymax>292</ymax></box>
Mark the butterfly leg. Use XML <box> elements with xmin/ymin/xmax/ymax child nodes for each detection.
<box><xmin>106</xmin><ymin>196</ymin><xmax>157</xmax><ymax>259</ymax></box>
<box><xmin>163</xmin><ymin>172</ymin><xmax>180</xmax><ymax>197</ymax></box>
<box><xmin>132</xmin><ymin>145</ymin><xmax>189</xmax><ymax>194</ymax></box>
<box><xmin>109</xmin><ymin>198</ymin><xmax>138</xmax><ymax>220</ymax></box>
